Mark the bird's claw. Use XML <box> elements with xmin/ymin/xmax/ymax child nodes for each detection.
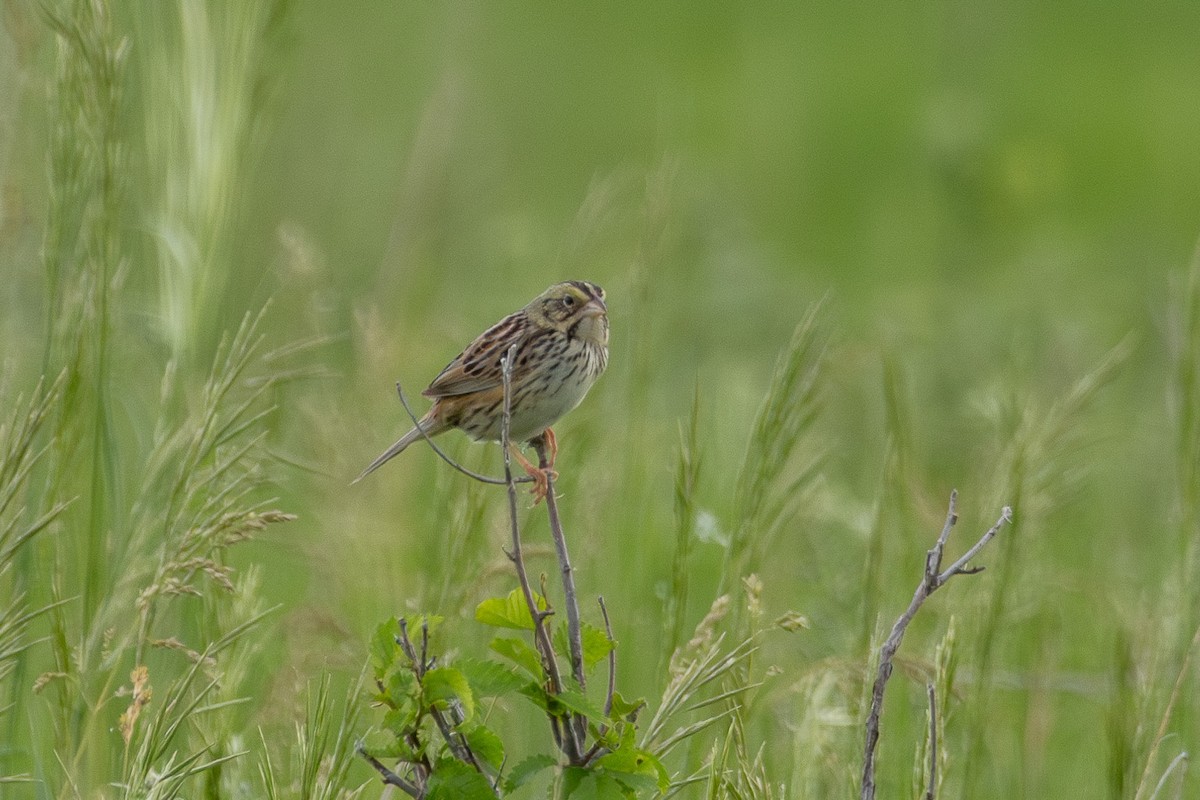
<box><xmin>526</xmin><ymin>466</ymin><xmax>558</xmax><ymax>505</ymax></box>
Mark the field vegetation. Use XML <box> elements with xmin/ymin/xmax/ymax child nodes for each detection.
<box><xmin>2</xmin><ymin>2</ymin><xmax>1200</xmax><ymax>797</ymax></box>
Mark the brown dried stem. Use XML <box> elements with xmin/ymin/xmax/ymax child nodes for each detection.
<box><xmin>498</xmin><ymin>346</ymin><xmax>579</xmax><ymax>762</ymax></box>
<box><xmin>533</xmin><ymin>434</ymin><xmax>589</xmax><ymax>755</ymax></box>
<box><xmin>397</xmin><ymin>619</ymin><xmax>489</xmax><ymax>778</ymax></box>
<box><xmin>860</xmin><ymin>491</ymin><xmax>1012</xmax><ymax>800</ymax></box>
<box><xmin>358</xmin><ymin>747</ymin><xmax>422</xmax><ymax>797</ymax></box>
<box><xmin>394</xmin><ymin>381</ymin><xmax>532</xmax><ymax>485</ymax></box>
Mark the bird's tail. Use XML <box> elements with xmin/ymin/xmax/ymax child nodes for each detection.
<box><xmin>352</xmin><ymin>417</ymin><xmax>447</xmax><ymax>484</ymax></box>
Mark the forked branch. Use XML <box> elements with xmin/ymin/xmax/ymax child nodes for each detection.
<box><xmin>860</xmin><ymin>491</ymin><xmax>1012</xmax><ymax>800</ymax></box>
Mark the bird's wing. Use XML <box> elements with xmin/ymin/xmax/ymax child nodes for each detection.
<box><xmin>422</xmin><ymin>311</ymin><xmax>536</xmax><ymax>398</ymax></box>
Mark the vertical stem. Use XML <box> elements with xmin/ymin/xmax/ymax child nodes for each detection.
<box><xmin>536</xmin><ymin>437</ymin><xmax>586</xmax><ymax>689</ymax></box>
<box><xmin>925</xmin><ymin>683</ymin><xmax>938</xmax><ymax>800</ymax></box>
<box><xmin>534</xmin><ymin>436</ymin><xmax>588</xmax><ymax>759</ymax></box>
<box><xmin>500</xmin><ymin>349</ymin><xmax>576</xmax><ymax>762</ymax></box>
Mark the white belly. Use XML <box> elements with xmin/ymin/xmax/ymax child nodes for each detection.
<box><xmin>507</xmin><ymin>373</ymin><xmax>594</xmax><ymax>442</ymax></box>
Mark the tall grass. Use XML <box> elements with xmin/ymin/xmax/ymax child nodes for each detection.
<box><xmin>1</xmin><ymin>1</ymin><xmax>359</xmax><ymax>796</ymax></box>
<box><xmin>135</xmin><ymin>0</ymin><xmax>291</xmax><ymax>361</ymax></box>
<box><xmin>5</xmin><ymin>1</ymin><xmax>1200</xmax><ymax>797</ymax></box>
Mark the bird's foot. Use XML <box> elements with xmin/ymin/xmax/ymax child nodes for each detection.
<box><xmin>510</xmin><ymin>443</ymin><xmax>558</xmax><ymax>505</ymax></box>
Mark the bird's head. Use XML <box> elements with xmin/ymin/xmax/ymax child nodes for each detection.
<box><xmin>528</xmin><ymin>281</ymin><xmax>608</xmax><ymax>346</ymax></box>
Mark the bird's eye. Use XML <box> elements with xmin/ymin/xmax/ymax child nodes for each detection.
<box><xmin>563</xmin><ymin>295</ymin><xmax>575</xmax><ymax>307</ymax></box>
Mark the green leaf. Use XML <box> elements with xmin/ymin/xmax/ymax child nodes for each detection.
<box><xmin>381</xmin><ymin>704</ymin><xmax>420</xmax><ymax>738</ymax></box>
<box><xmin>555</xmin><ymin>685</ymin><xmax>610</xmax><ymax>723</ymax></box>
<box><xmin>504</xmin><ymin>753</ymin><xmax>556</xmax><ymax>793</ymax></box>
<box><xmin>408</xmin><ymin>613</ymin><xmax>445</xmax><ymax>634</ymax></box>
<box><xmin>359</xmin><ymin>728</ymin><xmax>405</xmax><ymax>760</ymax></box>
<box><xmin>425</xmin><ymin>758</ymin><xmax>495</xmax><ymax>800</ymax></box>
<box><xmin>517</xmin><ymin>681</ymin><xmax>552</xmax><ymax>712</ymax></box>
<box><xmin>582</xmin><ymin>623</ymin><xmax>616</xmax><ymax>671</ymax></box>
<box><xmin>597</xmin><ymin>747</ymin><xmax>670</xmax><ymax>793</ymax></box>
<box><xmin>461</xmin><ymin>721</ymin><xmax>505</xmax><ymax>770</ymax></box>
<box><xmin>489</xmin><ymin>636</ymin><xmax>545</xmax><ymax>679</ymax></box>
<box><xmin>423</xmin><ymin>667</ymin><xmax>475</xmax><ymax>722</ymax></box>
<box><xmin>385</xmin><ymin>664</ymin><xmax>419</xmax><ymax>707</ymax></box>
<box><xmin>608</xmin><ymin>692</ymin><xmax>645</xmax><ymax>722</ymax></box>
<box><xmin>457</xmin><ymin>656</ymin><xmax>527</xmax><ymax>697</ymax></box>
<box><xmin>562</xmin><ymin>768</ymin><xmax>628</xmax><ymax>800</ymax></box>
<box><xmin>370</xmin><ymin>618</ymin><xmax>401</xmax><ymax>674</ymax></box>
<box><xmin>475</xmin><ymin>588</ymin><xmax>547</xmax><ymax>630</ymax></box>
<box><xmin>553</xmin><ymin>622</ymin><xmax>615</xmax><ymax>673</ymax></box>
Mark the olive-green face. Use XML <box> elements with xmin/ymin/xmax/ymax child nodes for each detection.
<box><xmin>534</xmin><ymin>281</ymin><xmax>607</xmax><ymax>327</ymax></box>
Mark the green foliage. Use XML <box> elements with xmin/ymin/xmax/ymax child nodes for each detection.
<box><xmin>555</xmin><ymin>622</ymin><xmax>616</xmax><ymax>673</ymax></box>
<box><xmin>362</xmin><ymin>613</ymin><xmax>683</xmax><ymax>798</ymax></box>
<box><xmin>476</xmin><ymin>588</ymin><xmax>548</xmax><ymax>630</ymax></box>
<box><xmin>5</xmin><ymin>0</ymin><xmax>1200</xmax><ymax>797</ymax></box>
<box><xmin>490</xmin><ymin>636</ymin><xmax>547</xmax><ymax>681</ymax></box>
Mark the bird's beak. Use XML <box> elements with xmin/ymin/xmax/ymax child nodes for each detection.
<box><xmin>582</xmin><ymin>296</ymin><xmax>607</xmax><ymax>317</ymax></box>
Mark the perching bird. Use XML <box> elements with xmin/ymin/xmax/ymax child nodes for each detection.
<box><xmin>355</xmin><ymin>280</ymin><xmax>609</xmax><ymax>500</ymax></box>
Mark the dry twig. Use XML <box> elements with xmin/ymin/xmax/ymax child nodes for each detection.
<box><xmin>860</xmin><ymin>491</ymin><xmax>1012</xmax><ymax>800</ymax></box>
<box><xmin>394</xmin><ymin>381</ymin><xmax>532</xmax><ymax>486</ymax></box>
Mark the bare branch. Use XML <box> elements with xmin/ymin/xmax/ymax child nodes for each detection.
<box><xmin>394</xmin><ymin>381</ymin><xmax>532</xmax><ymax>486</ymax></box>
<box><xmin>498</xmin><ymin>346</ymin><xmax>576</xmax><ymax>762</ymax></box>
<box><xmin>860</xmin><ymin>492</ymin><xmax>1012</xmax><ymax>800</ymax></box>
<box><xmin>535</xmin><ymin>434</ymin><xmax>588</xmax><ymax>756</ymax></box>
<box><xmin>938</xmin><ymin>502</ymin><xmax>1012</xmax><ymax>584</ymax></box>
<box><xmin>358</xmin><ymin>746</ymin><xmax>422</xmax><ymax>797</ymax></box>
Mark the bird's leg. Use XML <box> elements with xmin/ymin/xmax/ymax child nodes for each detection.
<box><xmin>543</xmin><ymin>427</ymin><xmax>558</xmax><ymax>469</ymax></box>
<box><xmin>509</xmin><ymin>442</ymin><xmax>551</xmax><ymax>504</ymax></box>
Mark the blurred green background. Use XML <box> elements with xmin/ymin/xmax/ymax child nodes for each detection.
<box><xmin>3</xmin><ymin>1</ymin><xmax>1200</xmax><ymax>797</ymax></box>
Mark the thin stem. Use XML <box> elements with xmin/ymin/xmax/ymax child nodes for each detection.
<box><xmin>394</xmin><ymin>381</ymin><xmax>532</xmax><ymax>485</ymax></box>
<box><xmin>1134</xmin><ymin>622</ymin><xmax>1200</xmax><ymax>800</ymax></box>
<box><xmin>924</xmin><ymin>683</ymin><xmax>938</xmax><ymax>800</ymax></box>
<box><xmin>599</xmin><ymin>596</ymin><xmax>616</xmax><ymax>720</ymax></box>
<box><xmin>498</xmin><ymin>347</ymin><xmax>576</xmax><ymax>762</ymax></box>
<box><xmin>535</xmin><ymin>435</ymin><xmax>588</xmax><ymax>756</ymax></box>
<box><xmin>537</xmin><ymin>438</ymin><xmax>585</xmax><ymax>686</ymax></box>
<box><xmin>358</xmin><ymin>746</ymin><xmax>422</xmax><ymax>797</ymax></box>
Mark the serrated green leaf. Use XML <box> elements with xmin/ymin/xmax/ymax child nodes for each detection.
<box><xmin>560</xmin><ymin>766</ymin><xmax>586</xmax><ymax>796</ymax></box>
<box><xmin>461</xmin><ymin>721</ymin><xmax>505</xmax><ymax>770</ymax></box>
<box><xmin>475</xmin><ymin>588</ymin><xmax>547</xmax><ymax>630</ymax></box>
<box><xmin>597</xmin><ymin>747</ymin><xmax>670</xmax><ymax>793</ymax></box>
<box><xmin>517</xmin><ymin>681</ymin><xmax>552</xmax><ymax>712</ymax></box>
<box><xmin>423</xmin><ymin>667</ymin><xmax>475</xmax><ymax>722</ymax></box>
<box><xmin>555</xmin><ymin>686</ymin><xmax>610</xmax><ymax>724</ymax></box>
<box><xmin>457</xmin><ymin>656</ymin><xmax>527</xmax><ymax>697</ymax></box>
<box><xmin>425</xmin><ymin>758</ymin><xmax>495</xmax><ymax>800</ymax></box>
<box><xmin>608</xmin><ymin>692</ymin><xmax>645</xmax><ymax>721</ymax></box>
<box><xmin>563</xmin><ymin>769</ymin><xmax>628</xmax><ymax>800</ymax></box>
<box><xmin>386</xmin><ymin>664</ymin><xmax>419</xmax><ymax>707</ymax></box>
<box><xmin>382</xmin><ymin>704</ymin><xmax>420</xmax><ymax>738</ymax></box>
<box><xmin>370</xmin><ymin>618</ymin><xmax>401</xmax><ymax>674</ymax></box>
<box><xmin>582</xmin><ymin>623</ymin><xmax>616</xmax><ymax>671</ymax></box>
<box><xmin>504</xmin><ymin>753</ymin><xmax>556</xmax><ymax>793</ymax></box>
<box><xmin>553</xmin><ymin>622</ymin><xmax>615</xmax><ymax>673</ymax></box>
<box><xmin>489</xmin><ymin>636</ymin><xmax>545</xmax><ymax>679</ymax></box>
<box><xmin>359</xmin><ymin>728</ymin><xmax>405</xmax><ymax>760</ymax></box>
